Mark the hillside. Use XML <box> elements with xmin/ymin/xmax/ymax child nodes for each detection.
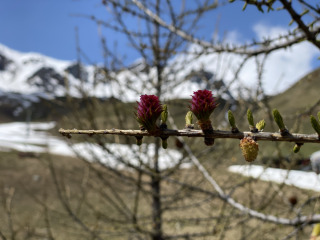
<box><xmin>0</xmin><ymin>42</ymin><xmax>319</xmax><ymax>129</ymax></box>
<box><xmin>269</xmin><ymin>67</ymin><xmax>320</xmax><ymax>115</ymax></box>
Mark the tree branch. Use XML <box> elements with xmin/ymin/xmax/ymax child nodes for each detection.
<box><xmin>279</xmin><ymin>0</ymin><xmax>320</xmax><ymax>49</ymax></box>
<box><xmin>59</xmin><ymin>128</ymin><xmax>320</xmax><ymax>144</ymax></box>
<box><xmin>164</xmin><ymin>116</ymin><xmax>320</xmax><ymax>227</ymax></box>
<box><xmin>130</xmin><ymin>0</ymin><xmax>316</xmax><ymax>56</ymax></box>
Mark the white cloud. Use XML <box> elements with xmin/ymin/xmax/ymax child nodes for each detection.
<box><xmin>240</xmin><ymin>23</ymin><xmax>318</xmax><ymax>95</ymax></box>
<box><xmin>167</xmin><ymin>23</ymin><xmax>318</xmax><ymax>99</ymax></box>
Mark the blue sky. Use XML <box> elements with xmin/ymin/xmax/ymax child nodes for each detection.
<box><xmin>0</xmin><ymin>0</ymin><xmax>308</xmax><ymax>65</ymax></box>
<box><xmin>0</xmin><ymin>0</ymin><xmax>319</xmax><ymax>95</ymax></box>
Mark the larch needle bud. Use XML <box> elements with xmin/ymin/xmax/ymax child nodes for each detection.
<box><xmin>272</xmin><ymin>109</ymin><xmax>287</xmax><ymax>134</ymax></box>
<box><xmin>310</xmin><ymin>115</ymin><xmax>320</xmax><ymax>136</ymax></box>
<box><xmin>239</xmin><ymin>137</ymin><xmax>259</xmax><ymax>162</ymax></box>
<box><xmin>161</xmin><ymin>136</ymin><xmax>168</xmax><ymax>149</ymax></box>
<box><xmin>161</xmin><ymin>104</ymin><xmax>168</xmax><ymax>124</ymax></box>
<box><xmin>136</xmin><ymin>94</ymin><xmax>163</xmax><ymax>134</ymax></box>
<box><xmin>190</xmin><ymin>90</ymin><xmax>218</xmax><ymax>146</ymax></box>
<box><xmin>293</xmin><ymin>143</ymin><xmax>303</xmax><ymax>153</ymax></box>
<box><xmin>185</xmin><ymin>111</ymin><xmax>194</xmax><ymax>129</ymax></box>
<box><xmin>311</xmin><ymin>223</ymin><xmax>320</xmax><ymax>240</ymax></box>
<box><xmin>228</xmin><ymin>110</ymin><xmax>238</xmax><ymax>133</ymax></box>
<box><xmin>256</xmin><ymin>120</ymin><xmax>266</xmax><ymax>131</ymax></box>
<box><xmin>160</xmin><ymin>104</ymin><xmax>168</xmax><ymax>130</ymax></box>
<box><xmin>247</xmin><ymin>109</ymin><xmax>257</xmax><ymax>132</ymax></box>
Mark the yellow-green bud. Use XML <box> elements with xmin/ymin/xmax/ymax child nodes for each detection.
<box><xmin>228</xmin><ymin>110</ymin><xmax>236</xmax><ymax>128</ymax></box>
<box><xmin>293</xmin><ymin>143</ymin><xmax>303</xmax><ymax>153</ymax></box>
<box><xmin>256</xmin><ymin>120</ymin><xmax>266</xmax><ymax>131</ymax></box>
<box><xmin>247</xmin><ymin>109</ymin><xmax>254</xmax><ymax>127</ymax></box>
<box><xmin>185</xmin><ymin>111</ymin><xmax>194</xmax><ymax>128</ymax></box>
<box><xmin>161</xmin><ymin>136</ymin><xmax>168</xmax><ymax>149</ymax></box>
<box><xmin>228</xmin><ymin>110</ymin><xmax>239</xmax><ymax>133</ymax></box>
<box><xmin>311</xmin><ymin>223</ymin><xmax>320</xmax><ymax>238</ymax></box>
<box><xmin>311</xmin><ymin>115</ymin><xmax>320</xmax><ymax>136</ymax></box>
<box><xmin>162</xmin><ymin>139</ymin><xmax>168</xmax><ymax>149</ymax></box>
<box><xmin>272</xmin><ymin>109</ymin><xmax>286</xmax><ymax>131</ymax></box>
<box><xmin>161</xmin><ymin>104</ymin><xmax>168</xmax><ymax>124</ymax></box>
<box><xmin>317</xmin><ymin>111</ymin><xmax>320</xmax><ymax>122</ymax></box>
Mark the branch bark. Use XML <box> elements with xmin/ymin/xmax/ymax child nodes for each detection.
<box><xmin>130</xmin><ymin>0</ymin><xmax>317</xmax><ymax>56</ymax></box>
<box><xmin>165</xmin><ymin>115</ymin><xmax>320</xmax><ymax>227</ymax></box>
<box><xmin>59</xmin><ymin>128</ymin><xmax>320</xmax><ymax>144</ymax></box>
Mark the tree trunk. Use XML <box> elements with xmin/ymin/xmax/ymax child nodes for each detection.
<box><xmin>151</xmin><ymin>138</ymin><xmax>163</xmax><ymax>240</ymax></box>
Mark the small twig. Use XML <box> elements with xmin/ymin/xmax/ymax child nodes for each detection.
<box><xmin>59</xmin><ymin>128</ymin><xmax>320</xmax><ymax>144</ymax></box>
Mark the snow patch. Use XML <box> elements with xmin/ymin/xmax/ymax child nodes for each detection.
<box><xmin>0</xmin><ymin>122</ymin><xmax>187</xmax><ymax>170</ymax></box>
<box><xmin>228</xmin><ymin>165</ymin><xmax>320</xmax><ymax>192</ymax></box>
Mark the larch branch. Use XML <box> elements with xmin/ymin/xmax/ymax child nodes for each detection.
<box><xmin>59</xmin><ymin>128</ymin><xmax>320</xmax><ymax>144</ymax></box>
<box><xmin>130</xmin><ymin>0</ymin><xmax>312</xmax><ymax>56</ymax></box>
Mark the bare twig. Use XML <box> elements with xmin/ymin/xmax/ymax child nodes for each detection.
<box><xmin>130</xmin><ymin>0</ymin><xmax>318</xmax><ymax>56</ymax></box>
<box><xmin>59</xmin><ymin>128</ymin><xmax>320</xmax><ymax>144</ymax></box>
<box><xmin>165</xmin><ymin>116</ymin><xmax>320</xmax><ymax>227</ymax></box>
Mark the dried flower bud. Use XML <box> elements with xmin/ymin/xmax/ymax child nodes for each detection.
<box><xmin>288</xmin><ymin>195</ymin><xmax>298</xmax><ymax>207</ymax></box>
<box><xmin>136</xmin><ymin>95</ymin><xmax>163</xmax><ymax>134</ymax></box>
<box><xmin>240</xmin><ymin>137</ymin><xmax>259</xmax><ymax>162</ymax></box>
<box><xmin>175</xmin><ymin>138</ymin><xmax>184</xmax><ymax>149</ymax></box>
<box><xmin>256</xmin><ymin>120</ymin><xmax>266</xmax><ymax>131</ymax></box>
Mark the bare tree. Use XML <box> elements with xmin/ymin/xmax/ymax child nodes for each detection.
<box><xmin>54</xmin><ymin>1</ymin><xmax>320</xmax><ymax>239</ymax></box>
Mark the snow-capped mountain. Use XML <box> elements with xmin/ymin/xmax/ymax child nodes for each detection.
<box><xmin>0</xmin><ymin>43</ymin><xmax>231</xmax><ymax>105</ymax></box>
<box><xmin>0</xmin><ymin>43</ymin><xmax>92</xmax><ymax>98</ymax></box>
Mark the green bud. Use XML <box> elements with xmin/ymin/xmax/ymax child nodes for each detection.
<box><xmin>257</xmin><ymin>5</ymin><xmax>264</xmax><ymax>13</ymax></box>
<box><xmin>242</xmin><ymin>2</ymin><xmax>248</xmax><ymax>11</ymax></box>
<box><xmin>185</xmin><ymin>111</ymin><xmax>193</xmax><ymax>127</ymax></box>
<box><xmin>317</xmin><ymin>112</ymin><xmax>320</xmax><ymax>122</ymax></box>
<box><xmin>247</xmin><ymin>109</ymin><xmax>255</xmax><ymax>127</ymax></box>
<box><xmin>162</xmin><ymin>139</ymin><xmax>168</xmax><ymax>149</ymax></box>
<box><xmin>256</xmin><ymin>120</ymin><xmax>266</xmax><ymax>131</ymax></box>
<box><xmin>161</xmin><ymin>136</ymin><xmax>168</xmax><ymax>149</ymax></box>
<box><xmin>161</xmin><ymin>104</ymin><xmax>168</xmax><ymax>124</ymax></box>
<box><xmin>272</xmin><ymin>109</ymin><xmax>286</xmax><ymax>131</ymax></box>
<box><xmin>310</xmin><ymin>115</ymin><xmax>320</xmax><ymax>135</ymax></box>
<box><xmin>228</xmin><ymin>110</ymin><xmax>239</xmax><ymax>133</ymax></box>
<box><xmin>293</xmin><ymin>143</ymin><xmax>302</xmax><ymax>153</ymax></box>
<box><xmin>228</xmin><ymin>110</ymin><xmax>236</xmax><ymax>128</ymax></box>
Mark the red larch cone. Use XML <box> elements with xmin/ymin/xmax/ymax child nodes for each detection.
<box><xmin>190</xmin><ymin>90</ymin><xmax>218</xmax><ymax>146</ymax></box>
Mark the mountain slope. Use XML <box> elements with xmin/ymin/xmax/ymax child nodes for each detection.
<box><xmin>0</xmin><ymin>43</ymin><xmax>216</xmax><ymax>103</ymax></box>
<box><xmin>269</xmin><ymin>67</ymin><xmax>320</xmax><ymax>115</ymax></box>
<box><xmin>0</xmin><ymin>43</ymin><xmax>319</xmax><ymax>123</ymax></box>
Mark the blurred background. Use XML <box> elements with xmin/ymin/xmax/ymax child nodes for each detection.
<box><xmin>0</xmin><ymin>0</ymin><xmax>319</xmax><ymax>239</ymax></box>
